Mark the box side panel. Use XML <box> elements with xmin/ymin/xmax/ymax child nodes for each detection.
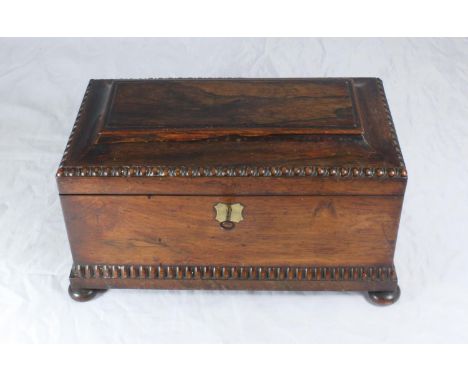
<box><xmin>61</xmin><ymin>195</ymin><xmax>403</xmax><ymax>267</ymax></box>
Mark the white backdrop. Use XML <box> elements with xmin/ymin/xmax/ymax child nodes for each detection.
<box><xmin>0</xmin><ymin>38</ymin><xmax>467</xmax><ymax>343</ymax></box>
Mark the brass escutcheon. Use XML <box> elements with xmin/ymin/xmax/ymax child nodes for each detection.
<box><xmin>214</xmin><ymin>202</ymin><xmax>244</xmax><ymax>230</ymax></box>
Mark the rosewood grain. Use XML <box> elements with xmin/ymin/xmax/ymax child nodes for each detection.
<box><xmin>100</xmin><ymin>79</ymin><xmax>363</xmax><ymax>142</ymax></box>
<box><xmin>57</xmin><ymin>78</ymin><xmax>407</xmax><ymax>304</ymax></box>
<box><xmin>70</xmin><ymin>276</ymin><xmax>398</xmax><ymax>293</ymax></box>
<box><xmin>58</xmin><ymin>79</ymin><xmax>405</xmax><ymax>176</ymax></box>
<box><xmin>57</xmin><ymin>176</ymin><xmax>406</xmax><ymax>196</ymax></box>
<box><xmin>60</xmin><ymin>195</ymin><xmax>402</xmax><ymax>267</ymax></box>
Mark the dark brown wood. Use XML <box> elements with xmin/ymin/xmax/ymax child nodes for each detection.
<box><xmin>70</xmin><ymin>277</ymin><xmax>397</xmax><ymax>293</ymax></box>
<box><xmin>69</xmin><ymin>263</ymin><xmax>398</xmax><ymax>289</ymax></box>
<box><xmin>57</xmin><ymin>175</ymin><xmax>407</xmax><ymax>196</ymax></box>
<box><xmin>367</xmin><ymin>285</ymin><xmax>401</xmax><ymax>306</ymax></box>
<box><xmin>57</xmin><ymin>78</ymin><xmax>407</xmax><ymax>304</ymax></box>
<box><xmin>56</xmin><ymin>79</ymin><xmax>406</xmax><ymax>194</ymax></box>
<box><xmin>68</xmin><ymin>285</ymin><xmax>102</xmax><ymax>302</ymax></box>
<box><xmin>60</xmin><ymin>195</ymin><xmax>402</xmax><ymax>267</ymax></box>
<box><xmin>103</xmin><ymin>80</ymin><xmax>362</xmax><ymax>140</ymax></box>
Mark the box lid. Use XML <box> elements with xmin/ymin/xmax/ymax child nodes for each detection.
<box><xmin>57</xmin><ymin>78</ymin><xmax>407</xmax><ymax>196</ymax></box>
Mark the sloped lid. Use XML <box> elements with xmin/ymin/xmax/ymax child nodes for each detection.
<box><xmin>57</xmin><ymin>78</ymin><xmax>407</xmax><ymax>195</ymax></box>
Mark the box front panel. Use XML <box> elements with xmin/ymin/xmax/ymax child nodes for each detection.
<box><xmin>61</xmin><ymin>195</ymin><xmax>402</xmax><ymax>267</ymax></box>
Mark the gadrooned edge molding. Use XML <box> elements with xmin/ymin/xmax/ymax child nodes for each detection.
<box><xmin>71</xmin><ymin>264</ymin><xmax>397</xmax><ymax>282</ymax></box>
<box><xmin>57</xmin><ymin>165</ymin><xmax>407</xmax><ymax>178</ymax></box>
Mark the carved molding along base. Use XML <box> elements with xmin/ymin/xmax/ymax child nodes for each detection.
<box><xmin>71</xmin><ymin>264</ymin><xmax>397</xmax><ymax>282</ymax></box>
<box><xmin>69</xmin><ymin>264</ymin><xmax>398</xmax><ymax>293</ymax></box>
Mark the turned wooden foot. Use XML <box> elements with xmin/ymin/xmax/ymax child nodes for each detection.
<box><xmin>68</xmin><ymin>285</ymin><xmax>101</xmax><ymax>302</ymax></box>
<box><xmin>366</xmin><ymin>285</ymin><xmax>401</xmax><ymax>306</ymax></box>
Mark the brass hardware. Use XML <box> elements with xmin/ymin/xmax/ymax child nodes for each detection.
<box><xmin>214</xmin><ymin>202</ymin><xmax>244</xmax><ymax>230</ymax></box>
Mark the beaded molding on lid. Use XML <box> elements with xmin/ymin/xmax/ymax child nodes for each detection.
<box><xmin>71</xmin><ymin>264</ymin><xmax>397</xmax><ymax>282</ymax></box>
<box><xmin>57</xmin><ymin>79</ymin><xmax>407</xmax><ymax>179</ymax></box>
<box><xmin>57</xmin><ymin>165</ymin><xmax>407</xmax><ymax>178</ymax></box>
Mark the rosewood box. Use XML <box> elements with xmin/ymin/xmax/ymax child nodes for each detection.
<box><xmin>57</xmin><ymin>78</ymin><xmax>407</xmax><ymax>305</ymax></box>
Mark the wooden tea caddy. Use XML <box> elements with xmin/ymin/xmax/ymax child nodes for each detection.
<box><xmin>56</xmin><ymin>78</ymin><xmax>407</xmax><ymax>305</ymax></box>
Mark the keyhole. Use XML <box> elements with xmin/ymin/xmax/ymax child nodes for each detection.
<box><xmin>220</xmin><ymin>220</ymin><xmax>235</xmax><ymax>230</ymax></box>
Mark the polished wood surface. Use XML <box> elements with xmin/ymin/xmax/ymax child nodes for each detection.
<box><xmin>101</xmin><ymin>79</ymin><xmax>361</xmax><ymax>141</ymax></box>
<box><xmin>57</xmin><ymin>176</ymin><xmax>406</xmax><ymax>196</ymax></box>
<box><xmin>70</xmin><ymin>278</ymin><xmax>397</xmax><ymax>293</ymax></box>
<box><xmin>58</xmin><ymin>78</ymin><xmax>404</xmax><ymax>174</ymax></box>
<box><xmin>68</xmin><ymin>285</ymin><xmax>100</xmax><ymax>302</ymax></box>
<box><xmin>57</xmin><ymin>78</ymin><xmax>407</xmax><ymax>303</ymax></box>
<box><xmin>367</xmin><ymin>285</ymin><xmax>401</xmax><ymax>306</ymax></box>
<box><xmin>61</xmin><ymin>195</ymin><xmax>402</xmax><ymax>266</ymax></box>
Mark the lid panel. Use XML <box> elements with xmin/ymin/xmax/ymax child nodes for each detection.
<box><xmin>57</xmin><ymin>78</ymin><xmax>407</xmax><ymax>195</ymax></box>
<box><xmin>100</xmin><ymin>79</ymin><xmax>361</xmax><ymax>143</ymax></box>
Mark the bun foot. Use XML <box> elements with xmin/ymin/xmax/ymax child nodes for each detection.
<box><xmin>366</xmin><ymin>285</ymin><xmax>401</xmax><ymax>306</ymax></box>
<box><xmin>68</xmin><ymin>285</ymin><xmax>101</xmax><ymax>302</ymax></box>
